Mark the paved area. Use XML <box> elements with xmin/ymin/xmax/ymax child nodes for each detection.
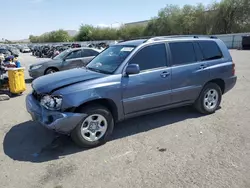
<box><xmin>0</xmin><ymin>51</ymin><xmax>250</xmax><ymax>188</ymax></box>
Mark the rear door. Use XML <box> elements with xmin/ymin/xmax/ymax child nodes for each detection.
<box><xmin>169</xmin><ymin>41</ymin><xmax>210</xmax><ymax>104</ymax></box>
<box><xmin>197</xmin><ymin>40</ymin><xmax>225</xmax><ymax>79</ymax></box>
<box><xmin>81</xmin><ymin>49</ymin><xmax>100</xmax><ymax>66</ymax></box>
<box><xmin>62</xmin><ymin>49</ymin><xmax>83</xmax><ymax>70</ymax></box>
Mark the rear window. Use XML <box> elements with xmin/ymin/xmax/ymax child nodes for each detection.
<box><xmin>82</xmin><ymin>49</ymin><xmax>99</xmax><ymax>57</ymax></box>
<box><xmin>169</xmin><ymin>42</ymin><xmax>196</xmax><ymax>65</ymax></box>
<box><xmin>198</xmin><ymin>41</ymin><xmax>223</xmax><ymax>60</ymax></box>
<box><xmin>193</xmin><ymin>42</ymin><xmax>204</xmax><ymax>61</ymax></box>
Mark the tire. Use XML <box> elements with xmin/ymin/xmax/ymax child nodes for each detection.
<box><xmin>194</xmin><ymin>83</ymin><xmax>222</xmax><ymax>114</ymax></box>
<box><xmin>45</xmin><ymin>68</ymin><xmax>58</xmax><ymax>75</ymax></box>
<box><xmin>71</xmin><ymin>104</ymin><xmax>114</xmax><ymax>148</ymax></box>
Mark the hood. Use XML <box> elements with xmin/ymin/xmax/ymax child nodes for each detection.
<box><xmin>32</xmin><ymin>68</ymin><xmax>105</xmax><ymax>93</ymax></box>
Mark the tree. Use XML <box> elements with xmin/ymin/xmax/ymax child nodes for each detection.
<box><xmin>75</xmin><ymin>25</ymin><xmax>94</xmax><ymax>41</ymax></box>
<box><xmin>117</xmin><ymin>25</ymin><xmax>146</xmax><ymax>40</ymax></box>
<box><xmin>49</xmin><ymin>30</ymin><xmax>71</xmax><ymax>42</ymax></box>
<box><xmin>29</xmin><ymin>35</ymin><xmax>39</xmax><ymax>43</ymax></box>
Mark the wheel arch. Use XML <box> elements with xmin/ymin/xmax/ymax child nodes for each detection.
<box><xmin>206</xmin><ymin>78</ymin><xmax>225</xmax><ymax>94</ymax></box>
<box><xmin>44</xmin><ymin>67</ymin><xmax>59</xmax><ymax>75</ymax></box>
<box><xmin>75</xmin><ymin>98</ymin><xmax>119</xmax><ymax>122</ymax></box>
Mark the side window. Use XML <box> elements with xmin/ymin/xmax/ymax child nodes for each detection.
<box><xmin>82</xmin><ymin>49</ymin><xmax>99</xmax><ymax>57</ymax></box>
<box><xmin>66</xmin><ymin>50</ymin><xmax>81</xmax><ymax>59</ymax></box>
<box><xmin>193</xmin><ymin>42</ymin><xmax>204</xmax><ymax>61</ymax></box>
<box><xmin>129</xmin><ymin>43</ymin><xmax>167</xmax><ymax>71</ymax></box>
<box><xmin>198</xmin><ymin>41</ymin><xmax>223</xmax><ymax>60</ymax></box>
<box><xmin>169</xmin><ymin>42</ymin><xmax>196</xmax><ymax>66</ymax></box>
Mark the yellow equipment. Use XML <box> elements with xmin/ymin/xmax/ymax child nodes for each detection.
<box><xmin>5</xmin><ymin>67</ymin><xmax>26</xmax><ymax>94</ymax></box>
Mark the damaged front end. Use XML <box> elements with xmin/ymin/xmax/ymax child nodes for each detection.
<box><xmin>26</xmin><ymin>93</ymin><xmax>87</xmax><ymax>134</ymax></box>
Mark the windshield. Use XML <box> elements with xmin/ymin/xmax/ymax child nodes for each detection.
<box><xmin>53</xmin><ymin>49</ymin><xmax>70</xmax><ymax>60</ymax></box>
<box><xmin>86</xmin><ymin>45</ymin><xmax>135</xmax><ymax>74</ymax></box>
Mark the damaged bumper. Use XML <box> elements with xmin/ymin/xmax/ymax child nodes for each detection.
<box><xmin>25</xmin><ymin>94</ymin><xmax>87</xmax><ymax>134</ymax></box>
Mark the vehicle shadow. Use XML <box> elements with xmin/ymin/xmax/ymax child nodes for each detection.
<box><xmin>3</xmin><ymin>106</ymin><xmax>204</xmax><ymax>163</ymax></box>
<box><xmin>25</xmin><ymin>78</ymin><xmax>33</xmax><ymax>84</ymax></box>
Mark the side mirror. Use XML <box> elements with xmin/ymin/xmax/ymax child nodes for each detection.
<box><xmin>125</xmin><ymin>64</ymin><xmax>140</xmax><ymax>75</ymax></box>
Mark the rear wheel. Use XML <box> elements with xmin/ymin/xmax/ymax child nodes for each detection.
<box><xmin>71</xmin><ymin>105</ymin><xmax>114</xmax><ymax>148</ymax></box>
<box><xmin>194</xmin><ymin>83</ymin><xmax>222</xmax><ymax>114</ymax></box>
<box><xmin>45</xmin><ymin>68</ymin><xmax>58</xmax><ymax>75</ymax></box>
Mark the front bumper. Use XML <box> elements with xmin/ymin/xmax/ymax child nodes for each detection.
<box><xmin>26</xmin><ymin>94</ymin><xmax>87</xmax><ymax>134</ymax></box>
<box><xmin>28</xmin><ymin>69</ymin><xmax>43</xmax><ymax>78</ymax></box>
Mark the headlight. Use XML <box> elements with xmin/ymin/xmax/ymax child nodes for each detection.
<box><xmin>40</xmin><ymin>95</ymin><xmax>62</xmax><ymax>110</ymax></box>
<box><xmin>30</xmin><ymin>64</ymin><xmax>42</xmax><ymax>70</ymax></box>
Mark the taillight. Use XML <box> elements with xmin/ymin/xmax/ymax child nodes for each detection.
<box><xmin>232</xmin><ymin>61</ymin><xmax>235</xmax><ymax>75</ymax></box>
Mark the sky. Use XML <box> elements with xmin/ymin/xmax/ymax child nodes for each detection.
<box><xmin>0</xmin><ymin>0</ymin><xmax>217</xmax><ymax>40</ymax></box>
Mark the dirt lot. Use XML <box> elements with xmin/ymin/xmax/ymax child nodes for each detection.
<box><xmin>0</xmin><ymin>50</ymin><xmax>250</xmax><ymax>188</ymax></box>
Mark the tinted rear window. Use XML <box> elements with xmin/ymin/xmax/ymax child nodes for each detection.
<box><xmin>198</xmin><ymin>41</ymin><xmax>223</xmax><ymax>60</ymax></box>
<box><xmin>82</xmin><ymin>49</ymin><xmax>99</xmax><ymax>57</ymax></box>
<box><xmin>169</xmin><ymin>42</ymin><xmax>196</xmax><ymax>65</ymax></box>
<box><xmin>193</xmin><ymin>42</ymin><xmax>204</xmax><ymax>61</ymax></box>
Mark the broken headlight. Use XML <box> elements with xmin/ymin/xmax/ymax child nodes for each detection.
<box><xmin>40</xmin><ymin>95</ymin><xmax>62</xmax><ymax>111</ymax></box>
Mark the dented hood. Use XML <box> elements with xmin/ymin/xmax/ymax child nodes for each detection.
<box><xmin>32</xmin><ymin>68</ymin><xmax>105</xmax><ymax>93</ymax></box>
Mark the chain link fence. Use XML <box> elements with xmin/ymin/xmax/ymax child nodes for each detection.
<box><xmin>215</xmin><ymin>32</ymin><xmax>250</xmax><ymax>49</ymax></box>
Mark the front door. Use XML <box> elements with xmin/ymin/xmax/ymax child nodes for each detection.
<box><xmin>122</xmin><ymin>43</ymin><xmax>172</xmax><ymax>115</ymax></box>
<box><xmin>168</xmin><ymin>41</ymin><xmax>210</xmax><ymax>104</ymax></box>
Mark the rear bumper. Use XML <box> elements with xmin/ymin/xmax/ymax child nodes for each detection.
<box><xmin>224</xmin><ymin>76</ymin><xmax>237</xmax><ymax>94</ymax></box>
<box><xmin>26</xmin><ymin>94</ymin><xmax>87</xmax><ymax>134</ymax></box>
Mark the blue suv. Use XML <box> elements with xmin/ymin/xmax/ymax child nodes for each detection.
<box><xmin>26</xmin><ymin>36</ymin><xmax>237</xmax><ymax>148</ymax></box>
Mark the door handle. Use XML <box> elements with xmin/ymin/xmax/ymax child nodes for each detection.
<box><xmin>160</xmin><ymin>71</ymin><xmax>170</xmax><ymax>78</ymax></box>
<box><xmin>199</xmin><ymin>64</ymin><xmax>207</xmax><ymax>69</ymax></box>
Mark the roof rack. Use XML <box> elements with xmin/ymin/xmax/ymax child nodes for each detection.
<box><xmin>118</xmin><ymin>35</ymin><xmax>217</xmax><ymax>43</ymax></box>
<box><xmin>146</xmin><ymin>35</ymin><xmax>217</xmax><ymax>42</ymax></box>
<box><xmin>118</xmin><ymin>36</ymin><xmax>155</xmax><ymax>43</ymax></box>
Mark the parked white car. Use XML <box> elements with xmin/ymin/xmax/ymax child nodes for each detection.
<box><xmin>21</xmin><ymin>47</ymin><xmax>31</xmax><ymax>53</ymax></box>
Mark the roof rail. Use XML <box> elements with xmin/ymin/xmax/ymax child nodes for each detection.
<box><xmin>146</xmin><ymin>35</ymin><xmax>217</xmax><ymax>42</ymax></box>
<box><xmin>118</xmin><ymin>36</ymin><xmax>155</xmax><ymax>43</ymax></box>
<box><xmin>118</xmin><ymin>35</ymin><xmax>218</xmax><ymax>43</ymax></box>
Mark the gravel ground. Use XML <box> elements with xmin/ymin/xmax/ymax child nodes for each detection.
<box><xmin>0</xmin><ymin>51</ymin><xmax>250</xmax><ymax>188</ymax></box>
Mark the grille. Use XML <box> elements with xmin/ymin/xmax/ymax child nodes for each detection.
<box><xmin>32</xmin><ymin>90</ymin><xmax>42</xmax><ymax>102</ymax></box>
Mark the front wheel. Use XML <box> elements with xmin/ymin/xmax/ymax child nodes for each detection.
<box><xmin>45</xmin><ymin>68</ymin><xmax>58</xmax><ymax>75</ymax></box>
<box><xmin>71</xmin><ymin>105</ymin><xmax>114</xmax><ymax>148</ymax></box>
<box><xmin>194</xmin><ymin>83</ymin><xmax>222</xmax><ymax>114</ymax></box>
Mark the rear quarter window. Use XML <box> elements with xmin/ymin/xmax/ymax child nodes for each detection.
<box><xmin>198</xmin><ymin>41</ymin><xmax>223</xmax><ymax>60</ymax></box>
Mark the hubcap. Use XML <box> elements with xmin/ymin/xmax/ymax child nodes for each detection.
<box><xmin>48</xmin><ymin>70</ymin><xmax>55</xmax><ymax>74</ymax></box>
<box><xmin>204</xmin><ymin>89</ymin><xmax>219</xmax><ymax>110</ymax></box>
<box><xmin>80</xmin><ymin>114</ymin><xmax>108</xmax><ymax>142</ymax></box>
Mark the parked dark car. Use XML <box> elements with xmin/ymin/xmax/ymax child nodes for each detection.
<box><xmin>242</xmin><ymin>35</ymin><xmax>250</xmax><ymax>50</ymax></box>
<box><xmin>26</xmin><ymin>36</ymin><xmax>237</xmax><ymax>148</ymax></box>
<box><xmin>28</xmin><ymin>47</ymin><xmax>101</xmax><ymax>78</ymax></box>
<box><xmin>6</xmin><ymin>47</ymin><xmax>19</xmax><ymax>56</ymax></box>
<box><xmin>71</xmin><ymin>43</ymin><xmax>81</xmax><ymax>48</ymax></box>
<box><xmin>0</xmin><ymin>48</ymin><xmax>18</xmax><ymax>58</ymax></box>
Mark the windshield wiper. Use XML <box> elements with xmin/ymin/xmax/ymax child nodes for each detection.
<box><xmin>86</xmin><ymin>67</ymin><xmax>111</xmax><ymax>74</ymax></box>
<box><xmin>86</xmin><ymin>67</ymin><xmax>101</xmax><ymax>73</ymax></box>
